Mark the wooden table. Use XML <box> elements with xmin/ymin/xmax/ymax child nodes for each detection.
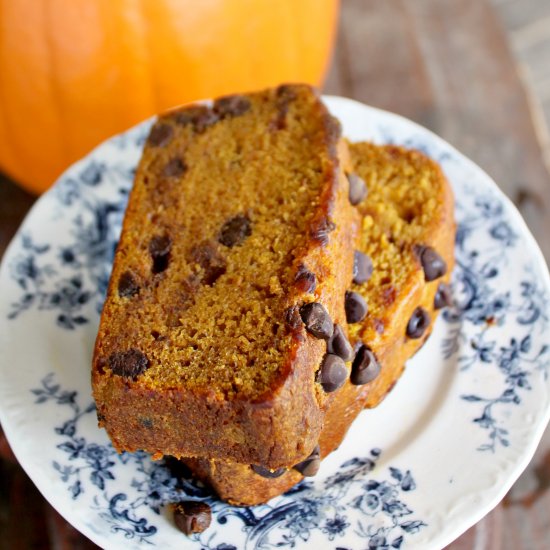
<box><xmin>1</xmin><ymin>0</ymin><xmax>549</xmax><ymax>547</ymax></box>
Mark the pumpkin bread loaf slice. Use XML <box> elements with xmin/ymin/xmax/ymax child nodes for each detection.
<box><xmin>182</xmin><ymin>142</ymin><xmax>456</xmax><ymax>505</ymax></box>
<box><xmin>92</xmin><ymin>84</ymin><xmax>360</xmax><ymax>469</ymax></box>
<box><xmin>348</xmin><ymin>141</ymin><xmax>455</xmax><ymax>408</ymax></box>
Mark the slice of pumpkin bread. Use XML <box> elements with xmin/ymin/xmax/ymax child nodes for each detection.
<box><xmin>92</xmin><ymin>84</ymin><xmax>360</xmax><ymax>468</ymax></box>
<box><xmin>348</xmin><ymin>142</ymin><xmax>455</xmax><ymax>408</ymax></box>
<box><xmin>181</xmin><ymin>142</ymin><xmax>456</xmax><ymax>505</ymax></box>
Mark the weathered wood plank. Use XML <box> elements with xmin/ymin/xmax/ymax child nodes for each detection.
<box><xmin>0</xmin><ymin>456</ymin><xmax>50</xmax><ymax>550</ymax></box>
<box><xmin>0</xmin><ymin>174</ymin><xmax>35</xmax><ymax>256</ymax></box>
<box><xmin>491</xmin><ymin>0</ymin><xmax>550</xmax><ymax>178</ymax></box>
<box><xmin>46</xmin><ymin>507</ymin><xmax>100</xmax><ymax>550</ymax></box>
<box><xmin>325</xmin><ymin>1</ymin><xmax>550</xmax><ymax>548</ymax></box>
<box><xmin>0</xmin><ymin>429</ymin><xmax>16</xmax><ymax>463</ymax></box>
<box><xmin>492</xmin><ymin>0</ymin><xmax>550</xmax><ymax>32</ymax></box>
<box><xmin>325</xmin><ymin>0</ymin><xmax>436</xmax><ymax>126</ymax></box>
<box><xmin>325</xmin><ymin>0</ymin><xmax>550</xmax><ymax>262</ymax></box>
<box><xmin>0</xmin><ymin>428</ymin><xmax>100</xmax><ymax>549</ymax></box>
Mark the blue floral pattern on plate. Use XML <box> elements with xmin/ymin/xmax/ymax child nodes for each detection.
<box><xmin>31</xmin><ymin>372</ymin><xmax>424</xmax><ymax>548</ymax></box>
<box><xmin>1</xmin><ymin>97</ymin><xmax>549</xmax><ymax>549</ymax></box>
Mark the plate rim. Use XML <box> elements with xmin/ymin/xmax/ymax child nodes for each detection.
<box><xmin>0</xmin><ymin>94</ymin><xmax>549</xmax><ymax>549</ymax></box>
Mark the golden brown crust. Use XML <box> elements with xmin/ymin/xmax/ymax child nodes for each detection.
<box><xmin>92</xmin><ymin>85</ymin><xmax>359</xmax><ymax>468</ymax></box>
<box><xmin>182</xmin><ymin>142</ymin><xmax>456</xmax><ymax>505</ymax></box>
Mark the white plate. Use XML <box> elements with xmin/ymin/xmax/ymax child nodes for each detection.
<box><xmin>1</xmin><ymin>96</ymin><xmax>549</xmax><ymax>550</ymax></box>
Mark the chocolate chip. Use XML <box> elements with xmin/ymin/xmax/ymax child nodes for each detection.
<box><xmin>174</xmin><ymin>107</ymin><xmax>203</xmax><ymax>126</ymax></box>
<box><xmin>189</xmin><ymin>241</ymin><xmax>227</xmax><ymax>285</ymax></box>
<box><xmin>108</xmin><ymin>349</ymin><xmax>150</xmax><ymax>380</ymax></box>
<box><xmin>176</xmin><ymin>106</ymin><xmax>220</xmax><ymax>133</ymax></box>
<box><xmin>149</xmin><ymin>235</ymin><xmax>172</xmax><ymax>274</ymax></box>
<box><xmin>118</xmin><ymin>270</ymin><xmax>139</xmax><ymax>298</ymax></box>
<box><xmin>219</xmin><ymin>215</ymin><xmax>252</xmax><ymax>247</ymax></box>
<box><xmin>251</xmin><ymin>465</ymin><xmax>286</xmax><ymax>478</ymax></box>
<box><xmin>163</xmin><ymin>158</ymin><xmax>187</xmax><ymax>178</ymax></box>
<box><xmin>348</xmin><ymin>173</ymin><xmax>367</xmax><ymax>205</ymax></box>
<box><xmin>270</xmin><ymin>86</ymin><xmax>297</xmax><ymax>130</ymax></box>
<box><xmin>173</xmin><ymin>501</ymin><xmax>212</xmax><ymax>535</ymax></box>
<box><xmin>285</xmin><ymin>305</ymin><xmax>303</xmax><ymax>330</ymax></box>
<box><xmin>407</xmin><ymin>307</ymin><xmax>431</xmax><ymax>339</ymax></box>
<box><xmin>214</xmin><ymin>95</ymin><xmax>251</xmax><ymax>118</ymax></box>
<box><xmin>295</xmin><ymin>265</ymin><xmax>317</xmax><ymax>294</ymax></box>
<box><xmin>327</xmin><ymin>324</ymin><xmax>354</xmax><ymax>361</ymax></box>
<box><xmin>318</xmin><ymin>354</ymin><xmax>348</xmax><ymax>392</ymax></box>
<box><xmin>149</xmin><ymin>235</ymin><xmax>171</xmax><ymax>256</ymax></box>
<box><xmin>351</xmin><ymin>345</ymin><xmax>380</xmax><ymax>385</ymax></box>
<box><xmin>174</xmin><ymin>106</ymin><xmax>205</xmax><ymax>126</ymax></box>
<box><xmin>140</xmin><ymin>418</ymin><xmax>153</xmax><ymax>429</ymax></box>
<box><xmin>299</xmin><ymin>303</ymin><xmax>333</xmax><ymax>339</ymax></box>
<box><xmin>202</xmin><ymin>267</ymin><xmax>226</xmax><ymax>287</ymax></box>
<box><xmin>415</xmin><ymin>245</ymin><xmax>447</xmax><ymax>281</ymax></box>
<box><xmin>434</xmin><ymin>282</ymin><xmax>453</xmax><ymax>309</ymax></box>
<box><xmin>345</xmin><ymin>291</ymin><xmax>368</xmax><ymax>323</ymax></box>
<box><xmin>353</xmin><ymin>251</ymin><xmax>373</xmax><ymax>284</ymax></box>
<box><xmin>276</xmin><ymin>84</ymin><xmax>298</xmax><ymax>100</ymax></box>
<box><xmin>194</xmin><ymin>110</ymin><xmax>219</xmax><ymax>133</ymax></box>
<box><xmin>311</xmin><ymin>218</ymin><xmax>336</xmax><ymax>246</ymax></box>
<box><xmin>148</xmin><ymin>123</ymin><xmax>173</xmax><ymax>147</ymax></box>
<box><xmin>294</xmin><ymin>445</ymin><xmax>321</xmax><ymax>477</ymax></box>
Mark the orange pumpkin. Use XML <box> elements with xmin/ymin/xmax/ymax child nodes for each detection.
<box><xmin>0</xmin><ymin>0</ymin><xmax>338</xmax><ymax>194</ymax></box>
